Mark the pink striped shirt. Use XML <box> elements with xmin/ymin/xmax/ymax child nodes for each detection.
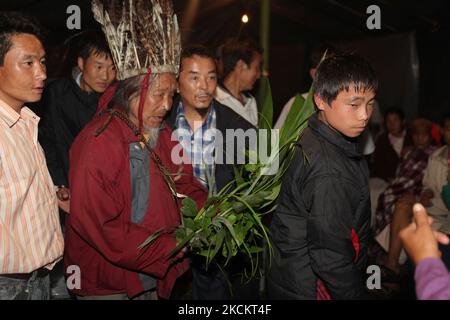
<box><xmin>0</xmin><ymin>99</ymin><xmax>64</xmax><ymax>274</ymax></box>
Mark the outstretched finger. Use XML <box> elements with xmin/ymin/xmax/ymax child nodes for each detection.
<box><xmin>413</xmin><ymin>203</ymin><xmax>429</xmax><ymax>227</ymax></box>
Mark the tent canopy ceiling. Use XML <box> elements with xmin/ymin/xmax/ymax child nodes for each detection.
<box><xmin>1</xmin><ymin>0</ymin><xmax>449</xmax><ymax>46</ymax></box>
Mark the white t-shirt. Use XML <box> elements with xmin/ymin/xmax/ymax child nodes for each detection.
<box><xmin>215</xmin><ymin>86</ymin><xmax>259</xmax><ymax>127</ymax></box>
<box><xmin>274</xmin><ymin>93</ymin><xmax>308</xmax><ymax>129</ymax></box>
<box><xmin>388</xmin><ymin>131</ymin><xmax>406</xmax><ymax>157</ymax></box>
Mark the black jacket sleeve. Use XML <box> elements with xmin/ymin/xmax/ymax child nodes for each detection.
<box><xmin>39</xmin><ymin>84</ymin><xmax>67</xmax><ymax>186</ymax></box>
<box><xmin>304</xmin><ymin>174</ymin><xmax>367</xmax><ymax>299</ymax></box>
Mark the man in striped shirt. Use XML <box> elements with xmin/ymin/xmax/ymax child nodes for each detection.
<box><xmin>0</xmin><ymin>12</ymin><xmax>64</xmax><ymax>300</ymax></box>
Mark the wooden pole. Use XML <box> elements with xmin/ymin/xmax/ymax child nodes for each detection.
<box><xmin>260</xmin><ymin>0</ymin><xmax>270</xmax><ymax>75</ymax></box>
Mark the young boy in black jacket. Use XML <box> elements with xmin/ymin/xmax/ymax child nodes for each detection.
<box><xmin>268</xmin><ymin>54</ymin><xmax>378</xmax><ymax>299</ymax></box>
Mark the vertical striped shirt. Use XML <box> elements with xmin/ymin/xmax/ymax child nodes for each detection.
<box><xmin>0</xmin><ymin>99</ymin><xmax>64</xmax><ymax>274</ymax></box>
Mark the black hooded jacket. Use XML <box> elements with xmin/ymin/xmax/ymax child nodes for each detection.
<box><xmin>268</xmin><ymin>114</ymin><xmax>370</xmax><ymax>300</ymax></box>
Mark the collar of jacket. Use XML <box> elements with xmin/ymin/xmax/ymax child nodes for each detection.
<box><xmin>308</xmin><ymin>113</ymin><xmax>363</xmax><ymax>159</ymax></box>
<box><xmin>67</xmin><ymin>75</ymin><xmax>102</xmax><ymax>109</ymax></box>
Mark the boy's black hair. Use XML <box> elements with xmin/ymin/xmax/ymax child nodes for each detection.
<box><xmin>221</xmin><ymin>37</ymin><xmax>263</xmax><ymax>79</ymax></box>
<box><xmin>0</xmin><ymin>12</ymin><xmax>44</xmax><ymax>66</ymax></box>
<box><xmin>180</xmin><ymin>44</ymin><xmax>216</xmax><ymax>72</ymax></box>
<box><xmin>77</xmin><ymin>30</ymin><xmax>112</xmax><ymax>61</ymax></box>
<box><xmin>384</xmin><ymin>107</ymin><xmax>405</xmax><ymax>122</ymax></box>
<box><xmin>313</xmin><ymin>53</ymin><xmax>378</xmax><ymax>106</ymax></box>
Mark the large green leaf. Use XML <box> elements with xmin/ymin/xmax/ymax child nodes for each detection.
<box><xmin>180</xmin><ymin>198</ymin><xmax>198</xmax><ymax>217</ymax></box>
<box><xmin>258</xmin><ymin>75</ymin><xmax>273</xmax><ymax>130</ymax></box>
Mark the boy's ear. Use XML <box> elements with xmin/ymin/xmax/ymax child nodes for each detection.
<box><xmin>77</xmin><ymin>57</ymin><xmax>85</xmax><ymax>72</ymax></box>
<box><xmin>314</xmin><ymin>94</ymin><xmax>327</xmax><ymax>111</ymax></box>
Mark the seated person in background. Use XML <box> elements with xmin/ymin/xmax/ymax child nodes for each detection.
<box><xmin>374</xmin><ymin>118</ymin><xmax>436</xmax><ymax>236</ymax></box>
<box><xmin>369</xmin><ymin>107</ymin><xmax>413</xmax><ymax>226</ymax></box>
<box><xmin>370</xmin><ymin>107</ymin><xmax>413</xmax><ymax>182</ymax></box>
<box><xmin>421</xmin><ymin>114</ymin><xmax>450</xmax><ymax>233</ymax></box>
<box><xmin>376</xmin><ymin>115</ymin><xmax>449</xmax><ymax>277</ymax></box>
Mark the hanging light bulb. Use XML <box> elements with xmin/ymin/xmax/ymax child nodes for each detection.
<box><xmin>241</xmin><ymin>14</ymin><xmax>249</xmax><ymax>24</ymax></box>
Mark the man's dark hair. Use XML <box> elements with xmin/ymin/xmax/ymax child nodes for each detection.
<box><xmin>313</xmin><ymin>53</ymin><xmax>378</xmax><ymax>106</ymax></box>
<box><xmin>221</xmin><ymin>37</ymin><xmax>263</xmax><ymax>79</ymax></box>
<box><xmin>384</xmin><ymin>107</ymin><xmax>405</xmax><ymax>122</ymax></box>
<box><xmin>0</xmin><ymin>12</ymin><xmax>44</xmax><ymax>66</ymax></box>
<box><xmin>180</xmin><ymin>44</ymin><xmax>216</xmax><ymax>72</ymax></box>
<box><xmin>309</xmin><ymin>43</ymin><xmax>341</xmax><ymax>69</ymax></box>
<box><xmin>77</xmin><ymin>30</ymin><xmax>112</xmax><ymax>61</ymax></box>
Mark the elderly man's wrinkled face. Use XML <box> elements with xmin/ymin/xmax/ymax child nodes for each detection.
<box><xmin>129</xmin><ymin>73</ymin><xmax>177</xmax><ymax>130</ymax></box>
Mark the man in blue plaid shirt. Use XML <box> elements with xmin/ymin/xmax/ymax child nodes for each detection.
<box><xmin>166</xmin><ymin>44</ymin><xmax>255</xmax><ymax>300</ymax></box>
<box><xmin>174</xmin><ymin>99</ymin><xmax>217</xmax><ymax>194</ymax></box>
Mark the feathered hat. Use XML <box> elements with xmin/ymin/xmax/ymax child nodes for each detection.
<box><xmin>92</xmin><ymin>0</ymin><xmax>180</xmax><ymax>131</ymax></box>
<box><xmin>91</xmin><ymin>0</ymin><xmax>181</xmax><ymax>80</ymax></box>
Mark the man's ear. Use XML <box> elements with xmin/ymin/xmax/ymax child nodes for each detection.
<box><xmin>314</xmin><ymin>94</ymin><xmax>327</xmax><ymax>111</ymax></box>
<box><xmin>309</xmin><ymin>68</ymin><xmax>316</xmax><ymax>80</ymax></box>
<box><xmin>236</xmin><ymin>59</ymin><xmax>247</xmax><ymax>72</ymax></box>
<box><xmin>77</xmin><ymin>57</ymin><xmax>84</xmax><ymax>72</ymax></box>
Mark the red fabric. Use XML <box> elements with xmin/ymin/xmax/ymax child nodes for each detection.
<box><xmin>64</xmin><ymin>114</ymin><xmax>207</xmax><ymax>299</ymax></box>
<box><xmin>351</xmin><ymin>228</ymin><xmax>360</xmax><ymax>263</ymax></box>
<box><xmin>316</xmin><ymin>279</ymin><xmax>331</xmax><ymax>300</ymax></box>
<box><xmin>431</xmin><ymin>123</ymin><xmax>442</xmax><ymax>147</ymax></box>
<box><xmin>97</xmin><ymin>82</ymin><xmax>118</xmax><ymax>112</ymax></box>
<box><xmin>316</xmin><ymin>228</ymin><xmax>360</xmax><ymax>300</ymax></box>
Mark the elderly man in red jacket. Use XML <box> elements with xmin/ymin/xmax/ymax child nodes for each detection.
<box><xmin>63</xmin><ymin>0</ymin><xmax>207</xmax><ymax>300</ymax></box>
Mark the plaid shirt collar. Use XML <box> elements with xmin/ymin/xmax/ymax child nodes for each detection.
<box><xmin>175</xmin><ymin>101</ymin><xmax>216</xmax><ymax>134</ymax></box>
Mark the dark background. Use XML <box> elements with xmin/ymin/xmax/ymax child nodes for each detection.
<box><xmin>1</xmin><ymin>0</ymin><xmax>449</xmax><ymax>123</ymax></box>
